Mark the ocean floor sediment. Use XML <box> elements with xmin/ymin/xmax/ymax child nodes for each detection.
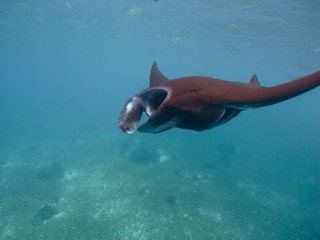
<box><xmin>0</xmin><ymin>124</ymin><xmax>319</xmax><ymax>240</ymax></box>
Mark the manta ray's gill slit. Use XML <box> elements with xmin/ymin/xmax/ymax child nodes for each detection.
<box><xmin>216</xmin><ymin>108</ymin><xmax>241</xmax><ymax>126</ymax></box>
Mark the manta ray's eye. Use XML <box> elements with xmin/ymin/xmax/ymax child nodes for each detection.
<box><xmin>140</xmin><ymin>89</ymin><xmax>167</xmax><ymax>111</ymax></box>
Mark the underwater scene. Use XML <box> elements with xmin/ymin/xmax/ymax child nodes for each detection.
<box><xmin>0</xmin><ymin>0</ymin><xmax>319</xmax><ymax>239</ymax></box>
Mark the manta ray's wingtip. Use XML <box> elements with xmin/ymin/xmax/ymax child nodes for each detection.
<box><xmin>150</xmin><ymin>61</ymin><xmax>169</xmax><ymax>86</ymax></box>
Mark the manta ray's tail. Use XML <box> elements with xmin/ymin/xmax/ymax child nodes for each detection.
<box><xmin>230</xmin><ymin>71</ymin><xmax>320</xmax><ymax>109</ymax></box>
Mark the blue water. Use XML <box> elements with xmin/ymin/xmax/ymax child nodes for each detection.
<box><xmin>0</xmin><ymin>0</ymin><xmax>319</xmax><ymax>239</ymax></box>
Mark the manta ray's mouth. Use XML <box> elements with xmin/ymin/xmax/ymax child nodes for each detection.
<box><xmin>118</xmin><ymin>89</ymin><xmax>168</xmax><ymax>134</ymax></box>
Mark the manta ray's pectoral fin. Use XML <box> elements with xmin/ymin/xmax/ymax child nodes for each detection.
<box><xmin>150</xmin><ymin>62</ymin><xmax>169</xmax><ymax>86</ymax></box>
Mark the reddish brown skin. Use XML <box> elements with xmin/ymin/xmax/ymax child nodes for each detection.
<box><xmin>119</xmin><ymin>62</ymin><xmax>320</xmax><ymax>134</ymax></box>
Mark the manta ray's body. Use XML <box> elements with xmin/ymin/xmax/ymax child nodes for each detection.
<box><xmin>119</xmin><ymin>62</ymin><xmax>320</xmax><ymax>134</ymax></box>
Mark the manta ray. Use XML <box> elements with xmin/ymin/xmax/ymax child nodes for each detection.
<box><xmin>119</xmin><ymin>62</ymin><xmax>320</xmax><ymax>134</ymax></box>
